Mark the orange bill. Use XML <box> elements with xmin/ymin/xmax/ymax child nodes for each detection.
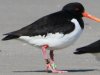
<box><xmin>82</xmin><ymin>11</ymin><xmax>100</xmax><ymax>22</ymax></box>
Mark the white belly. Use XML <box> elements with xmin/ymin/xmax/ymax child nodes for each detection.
<box><xmin>19</xmin><ymin>19</ymin><xmax>83</xmax><ymax>50</ymax></box>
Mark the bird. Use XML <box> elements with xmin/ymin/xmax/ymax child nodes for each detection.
<box><xmin>74</xmin><ymin>40</ymin><xmax>100</xmax><ymax>61</ymax></box>
<box><xmin>2</xmin><ymin>2</ymin><xmax>100</xmax><ymax>73</ymax></box>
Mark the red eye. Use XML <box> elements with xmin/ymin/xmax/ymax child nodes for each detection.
<box><xmin>75</xmin><ymin>8</ymin><xmax>79</xmax><ymax>11</ymax></box>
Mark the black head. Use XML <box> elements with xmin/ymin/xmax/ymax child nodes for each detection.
<box><xmin>62</xmin><ymin>2</ymin><xmax>84</xmax><ymax>17</ymax></box>
<box><xmin>62</xmin><ymin>2</ymin><xmax>100</xmax><ymax>22</ymax></box>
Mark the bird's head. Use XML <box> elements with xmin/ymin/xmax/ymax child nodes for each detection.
<box><xmin>62</xmin><ymin>2</ymin><xmax>100</xmax><ymax>22</ymax></box>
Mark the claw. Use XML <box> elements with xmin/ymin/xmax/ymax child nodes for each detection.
<box><xmin>52</xmin><ymin>70</ymin><xmax>67</xmax><ymax>73</ymax></box>
<box><xmin>46</xmin><ymin>64</ymin><xmax>67</xmax><ymax>73</ymax></box>
<box><xmin>46</xmin><ymin>64</ymin><xmax>52</xmax><ymax>71</ymax></box>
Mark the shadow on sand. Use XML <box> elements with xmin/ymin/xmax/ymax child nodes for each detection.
<box><xmin>13</xmin><ymin>69</ymin><xmax>96</xmax><ymax>73</ymax></box>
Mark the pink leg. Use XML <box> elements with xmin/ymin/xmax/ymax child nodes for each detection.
<box><xmin>42</xmin><ymin>45</ymin><xmax>54</xmax><ymax>72</ymax></box>
<box><xmin>42</xmin><ymin>45</ymin><xmax>48</xmax><ymax>60</ymax></box>
<box><xmin>42</xmin><ymin>45</ymin><xmax>67</xmax><ymax>73</ymax></box>
<box><xmin>49</xmin><ymin>50</ymin><xmax>56</xmax><ymax>69</ymax></box>
<box><xmin>50</xmin><ymin>50</ymin><xmax>54</xmax><ymax>62</ymax></box>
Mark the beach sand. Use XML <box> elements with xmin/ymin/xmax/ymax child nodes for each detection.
<box><xmin>0</xmin><ymin>0</ymin><xmax>100</xmax><ymax>75</ymax></box>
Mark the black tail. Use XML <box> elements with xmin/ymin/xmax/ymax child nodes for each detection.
<box><xmin>74</xmin><ymin>49</ymin><xmax>86</xmax><ymax>54</ymax></box>
<box><xmin>74</xmin><ymin>47</ymin><xmax>89</xmax><ymax>54</ymax></box>
<box><xmin>2</xmin><ymin>34</ymin><xmax>19</xmax><ymax>41</ymax></box>
<box><xmin>74</xmin><ymin>40</ymin><xmax>100</xmax><ymax>54</ymax></box>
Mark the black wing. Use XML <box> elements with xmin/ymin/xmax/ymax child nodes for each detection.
<box><xmin>2</xmin><ymin>11</ymin><xmax>75</xmax><ymax>40</ymax></box>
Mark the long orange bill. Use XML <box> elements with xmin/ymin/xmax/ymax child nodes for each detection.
<box><xmin>82</xmin><ymin>11</ymin><xmax>100</xmax><ymax>22</ymax></box>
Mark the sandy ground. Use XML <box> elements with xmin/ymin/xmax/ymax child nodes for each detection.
<box><xmin>0</xmin><ymin>0</ymin><xmax>100</xmax><ymax>75</ymax></box>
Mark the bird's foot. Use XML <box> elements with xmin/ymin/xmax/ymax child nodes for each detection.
<box><xmin>46</xmin><ymin>63</ymin><xmax>67</xmax><ymax>73</ymax></box>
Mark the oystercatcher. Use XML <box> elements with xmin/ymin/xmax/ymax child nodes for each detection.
<box><xmin>2</xmin><ymin>2</ymin><xmax>100</xmax><ymax>73</ymax></box>
<box><xmin>74</xmin><ymin>40</ymin><xmax>100</xmax><ymax>61</ymax></box>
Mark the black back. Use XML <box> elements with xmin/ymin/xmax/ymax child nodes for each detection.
<box><xmin>5</xmin><ymin>11</ymin><xmax>84</xmax><ymax>37</ymax></box>
<box><xmin>2</xmin><ymin>2</ymin><xmax>85</xmax><ymax>40</ymax></box>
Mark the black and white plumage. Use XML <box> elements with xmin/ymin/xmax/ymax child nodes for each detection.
<box><xmin>2</xmin><ymin>2</ymin><xmax>85</xmax><ymax>50</ymax></box>
<box><xmin>2</xmin><ymin>2</ymin><xmax>100</xmax><ymax>73</ymax></box>
<box><xmin>74</xmin><ymin>40</ymin><xmax>100</xmax><ymax>61</ymax></box>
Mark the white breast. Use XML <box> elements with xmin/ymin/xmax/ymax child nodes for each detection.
<box><xmin>19</xmin><ymin>18</ymin><xmax>83</xmax><ymax>50</ymax></box>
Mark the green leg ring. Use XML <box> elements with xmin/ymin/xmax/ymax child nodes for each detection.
<box><xmin>51</xmin><ymin>63</ymin><xmax>57</xmax><ymax>69</ymax></box>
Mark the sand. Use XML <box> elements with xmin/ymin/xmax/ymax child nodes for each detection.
<box><xmin>0</xmin><ymin>0</ymin><xmax>100</xmax><ymax>75</ymax></box>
